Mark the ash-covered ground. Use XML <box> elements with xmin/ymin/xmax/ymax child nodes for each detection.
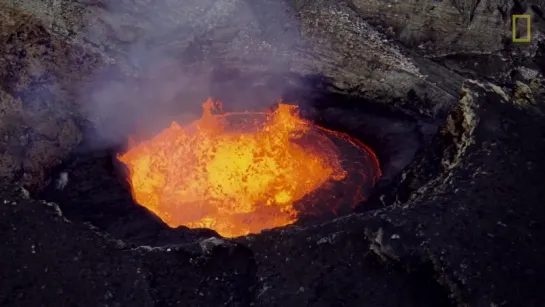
<box><xmin>1</xmin><ymin>0</ymin><xmax>545</xmax><ymax>306</ymax></box>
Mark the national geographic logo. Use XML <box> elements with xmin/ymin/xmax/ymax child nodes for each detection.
<box><xmin>512</xmin><ymin>14</ymin><xmax>531</xmax><ymax>43</ymax></box>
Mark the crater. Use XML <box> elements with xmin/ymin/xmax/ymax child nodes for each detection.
<box><xmin>38</xmin><ymin>73</ymin><xmax>438</xmax><ymax>244</ymax></box>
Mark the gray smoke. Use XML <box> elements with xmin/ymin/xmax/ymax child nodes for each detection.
<box><xmin>78</xmin><ymin>0</ymin><xmax>302</xmax><ymax>147</ymax></box>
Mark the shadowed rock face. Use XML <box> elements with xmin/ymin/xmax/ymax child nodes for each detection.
<box><xmin>1</xmin><ymin>1</ymin><xmax>545</xmax><ymax>306</ymax></box>
<box><xmin>364</xmin><ymin>80</ymin><xmax>545</xmax><ymax>306</ymax></box>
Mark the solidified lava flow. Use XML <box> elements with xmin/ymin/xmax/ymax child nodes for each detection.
<box><xmin>118</xmin><ymin>98</ymin><xmax>380</xmax><ymax>237</ymax></box>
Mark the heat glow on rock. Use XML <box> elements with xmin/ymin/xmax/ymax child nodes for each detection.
<box><xmin>118</xmin><ymin>98</ymin><xmax>378</xmax><ymax>237</ymax></box>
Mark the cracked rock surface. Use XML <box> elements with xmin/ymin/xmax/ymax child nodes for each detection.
<box><xmin>1</xmin><ymin>0</ymin><xmax>545</xmax><ymax>306</ymax></box>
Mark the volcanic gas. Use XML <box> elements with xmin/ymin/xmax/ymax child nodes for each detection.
<box><xmin>118</xmin><ymin>98</ymin><xmax>379</xmax><ymax>237</ymax></box>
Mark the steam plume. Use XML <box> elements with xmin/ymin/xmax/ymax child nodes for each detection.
<box><xmin>78</xmin><ymin>0</ymin><xmax>301</xmax><ymax>148</ymax></box>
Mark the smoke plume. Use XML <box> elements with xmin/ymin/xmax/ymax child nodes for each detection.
<box><xmin>78</xmin><ymin>0</ymin><xmax>301</xmax><ymax>148</ymax></box>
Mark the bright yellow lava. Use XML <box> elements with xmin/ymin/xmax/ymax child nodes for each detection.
<box><xmin>118</xmin><ymin>98</ymin><xmax>347</xmax><ymax>237</ymax></box>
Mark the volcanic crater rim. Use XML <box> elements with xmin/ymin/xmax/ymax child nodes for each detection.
<box><xmin>38</xmin><ymin>82</ymin><xmax>433</xmax><ymax>244</ymax></box>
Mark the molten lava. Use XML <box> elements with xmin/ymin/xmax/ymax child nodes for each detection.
<box><xmin>118</xmin><ymin>98</ymin><xmax>377</xmax><ymax>237</ymax></box>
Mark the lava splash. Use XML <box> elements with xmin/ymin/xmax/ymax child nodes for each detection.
<box><xmin>118</xmin><ymin>98</ymin><xmax>378</xmax><ymax>237</ymax></box>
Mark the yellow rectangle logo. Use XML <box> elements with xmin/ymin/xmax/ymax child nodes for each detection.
<box><xmin>512</xmin><ymin>14</ymin><xmax>531</xmax><ymax>43</ymax></box>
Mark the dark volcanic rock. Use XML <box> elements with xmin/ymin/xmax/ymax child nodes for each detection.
<box><xmin>0</xmin><ymin>185</ymin><xmax>151</xmax><ymax>306</ymax></box>
<box><xmin>0</xmin><ymin>184</ymin><xmax>257</xmax><ymax>306</ymax></box>
<box><xmin>368</xmin><ymin>80</ymin><xmax>545</xmax><ymax>306</ymax></box>
<box><xmin>2</xmin><ymin>0</ymin><xmax>545</xmax><ymax>307</ymax></box>
<box><xmin>237</xmin><ymin>219</ymin><xmax>453</xmax><ymax>307</ymax></box>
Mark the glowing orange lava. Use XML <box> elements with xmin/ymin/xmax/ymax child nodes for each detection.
<box><xmin>118</xmin><ymin>98</ymin><xmax>372</xmax><ymax>237</ymax></box>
